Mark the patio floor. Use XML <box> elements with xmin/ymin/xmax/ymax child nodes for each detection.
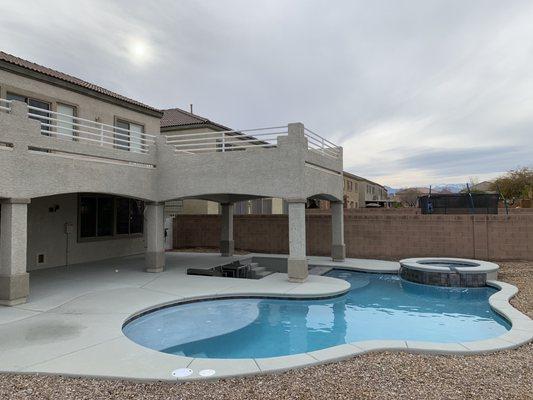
<box><xmin>0</xmin><ymin>252</ymin><xmax>385</xmax><ymax>380</ymax></box>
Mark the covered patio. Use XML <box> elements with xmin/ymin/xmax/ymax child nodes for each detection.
<box><xmin>0</xmin><ymin>252</ymin><xmax>398</xmax><ymax>381</ymax></box>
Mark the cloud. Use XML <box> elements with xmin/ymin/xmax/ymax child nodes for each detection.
<box><xmin>1</xmin><ymin>0</ymin><xmax>532</xmax><ymax>187</ymax></box>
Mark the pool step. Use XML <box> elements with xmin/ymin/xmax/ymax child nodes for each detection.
<box><xmin>309</xmin><ymin>266</ymin><xmax>333</xmax><ymax>276</ymax></box>
<box><xmin>249</xmin><ymin>266</ymin><xmax>274</xmax><ymax>279</ymax></box>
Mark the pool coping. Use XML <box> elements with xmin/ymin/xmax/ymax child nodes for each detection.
<box><xmin>3</xmin><ymin>255</ymin><xmax>532</xmax><ymax>383</ymax></box>
<box><xmin>114</xmin><ymin>278</ymin><xmax>533</xmax><ymax>382</ymax></box>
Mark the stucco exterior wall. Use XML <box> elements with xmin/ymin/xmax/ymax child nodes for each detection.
<box><xmin>0</xmin><ymin>69</ymin><xmax>161</xmax><ymax>134</ymax></box>
<box><xmin>0</xmin><ymin>103</ymin><xmax>159</xmax><ymax>200</ymax></box>
<box><xmin>1</xmin><ymin>107</ymin><xmax>342</xmax><ymax>203</ymax></box>
<box><xmin>26</xmin><ymin>194</ymin><xmax>145</xmax><ymax>270</ymax></box>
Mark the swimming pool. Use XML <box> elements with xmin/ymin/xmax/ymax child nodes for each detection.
<box><xmin>123</xmin><ymin>270</ymin><xmax>510</xmax><ymax>359</ymax></box>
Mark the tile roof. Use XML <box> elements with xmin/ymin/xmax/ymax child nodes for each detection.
<box><xmin>0</xmin><ymin>51</ymin><xmax>161</xmax><ymax>115</ymax></box>
<box><xmin>343</xmin><ymin>171</ymin><xmax>386</xmax><ymax>189</ymax></box>
<box><xmin>161</xmin><ymin>107</ymin><xmax>231</xmax><ymax>130</ymax></box>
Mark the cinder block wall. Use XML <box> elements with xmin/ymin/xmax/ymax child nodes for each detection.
<box><xmin>173</xmin><ymin>212</ymin><xmax>533</xmax><ymax>261</ymax></box>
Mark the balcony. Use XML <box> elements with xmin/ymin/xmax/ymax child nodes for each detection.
<box><xmin>1</xmin><ymin>97</ymin><xmax>341</xmax><ymax>162</ymax></box>
<box><xmin>0</xmin><ymin>98</ymin><xmax>343</xmax><ymax>204</ymax></box>
<box><xmin>0</xmin><ymin>98</ymin><xmax>157</xmax><ymax>154</ymax></box>
<box><xmin>165</xmin><ymin>125</ymin><xmax>341</xmax><ymax>159</ymax></box>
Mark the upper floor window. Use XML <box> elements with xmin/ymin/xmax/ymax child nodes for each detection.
<box><xmin>57</xmin><ymin>103</ymin><xmax>77</xmax><ymax>140</ymax></box>
<box><xmin>7</xmin><ymin>92</ymin><xmax>51</xmax><ymax>134</ymax></box>
<box><xmin>115</xmin><ymin>119</ymin><xmax>144</xmax><ymax>153</ymax></box>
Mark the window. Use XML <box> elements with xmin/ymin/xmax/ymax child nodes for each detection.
<box><xmin>80</xmin><ymin>196</ymin><xmax>97</xmax><ymax>238</ymax></box>
<box><xmin>130</xmin><ymin>200</ymin><xmax>144</xmax><ymax>234</ymax></box>
<box><xmin>97</xmin><ymin>197</ymin><xmax>114</xmax><ymax>236</ymax></box>
<box><xmin>115</xmin><ymin>119</ymin><xmax>144</xmax><ymax>152</ymax></box>
<box><xmin>79</xmin><ymin>195</ymin><xmax>143</xmax><ymax>239</ymax></box>
<box><xmin>57</xmin><ymin>103</ymin><xmax>77</xmax><ymax>140</ymax></box>
<box><xmin>79</xmin><ymin>195</ymin><xmax>114</xmax><ymax>238</ymax></box>
<box><xmin>116</xmin><ymin>197</ymin><xmax>130</xmax><ymax>235</ymax></box>
<box><xmin>7</xmin><ymin>93</ymin><xmax>51</xmax><ymax>134</ymax></box>
<box><xmin>6</xmin><ymin>92</ymin><xmax>25</xmax><ymax>102</ymax></box>
<box><xmin>116</xmin><ymin>198</ymin><xmax>144</xmax><ymax>235</ymax></box>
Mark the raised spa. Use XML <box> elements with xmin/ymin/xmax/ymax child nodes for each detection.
<box><xmin>122</xmin><ymin>270</ymin><xmax>509</xmax><ymax>359</ymax></box>
<box><xmin>400</xmin><ymin>257</ymin><xmax>500</xmax><ymax>287</ymax></box>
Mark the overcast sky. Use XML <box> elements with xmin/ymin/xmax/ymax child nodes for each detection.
<box><xmin>1</xmin><ymin>0</ymin><xmax>532</xmax><ymax>188</ymax></box>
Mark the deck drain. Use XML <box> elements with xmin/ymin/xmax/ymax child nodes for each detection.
<box><xmin>172</xmin><ymin>368</ymin><xmax>193</xmax><ymax>378</ymax></box>
<box><xmin>199</xmin><ymin>369</ymin><xmax>216</xmax><ymax>377</ymax></box>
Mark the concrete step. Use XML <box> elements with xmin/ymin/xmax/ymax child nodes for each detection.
<box><xmin>250</xmin><ymin>270</ymin><xmax>274</xmax><ymax>279</ymax></box>
<box><xmin>309</xmin><ymin>266</ymin><xmax>332</xmax><ymax>276</ymax></box>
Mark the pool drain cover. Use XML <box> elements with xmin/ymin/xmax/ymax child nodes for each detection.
<box><xmin>172</xmin><ymin>368</ymin><xmax>193</xmax><ymax>378</ymax></box>
<box><xmin>199</xmin><ymin>369</ymin><xmax>216</xmax><ymax>377</ymax></box>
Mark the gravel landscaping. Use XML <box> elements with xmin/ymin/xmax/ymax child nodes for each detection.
<box><xmin>1</xmin><ymin>261</ymin><xmax>532</xmax><ymax>400</ymax></box>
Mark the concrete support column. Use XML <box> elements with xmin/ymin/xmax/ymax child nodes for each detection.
<box><xmin>331</xmin><ymin>201</ymin><xmax>346</xmax><ymax>261</ymax></box>
<box><xmin>0</xmin><ymin>198</ymin><xmax>30</xmax><ymax>306</ymax></box>
<box><xmin>145</xmin><ymin>202</ymin><xmax>165</xmax><ymax>273</ymax></box>
<box><xmin>287</xmin><ymin>199</ymin><xmax>308</xmax><ymax>282</ymax></box>
<box><xmin>220</xmin><ymin>203</ymin><xmax>234</xmax><ymax>257</ymax></box>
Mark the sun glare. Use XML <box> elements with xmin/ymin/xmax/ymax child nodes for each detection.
<box><xmin>127</xmin><ymin>39</ymin><xmax>151</xmax><ymax>64</ymax></box>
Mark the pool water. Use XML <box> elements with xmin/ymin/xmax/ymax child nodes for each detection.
<box><xmin>123</xmin><ymin>270</ymin><xmax>510</xmax><ymax>359</ymax></box>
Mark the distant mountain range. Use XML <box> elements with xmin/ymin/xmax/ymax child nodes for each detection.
<box><xmin>385</xmin><ymin>184</ymin><xmax>466</xmax><ymax>196</ymax></box>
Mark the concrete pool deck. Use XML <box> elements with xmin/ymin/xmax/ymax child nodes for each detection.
<box><xmin>0</xmin><ymin>252</ymin><xmax>532</xmax><ymax>382</ymax></box>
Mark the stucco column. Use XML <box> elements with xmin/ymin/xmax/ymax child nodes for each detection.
<box><xmin>287</xmin><ymin>199</ymin><xmax>308</xmax><ymax>282</ymax></box>
<box><xmin>220</xmin><ymin>203</ymin><xmax>234</xmax><ymax>257</ymax></box>
<box><xmin>331</xmin><ymin>201</ymin><xmax>346</xmax><ymax>261</ymax></box>
<box><xmin>0</xmin><ymin>198</ymin><xmax>30</xmax><ymax>306</ymax></box>
<box><xmin>145</xmin><ymin>202</ymin><xmax>165</xmax><ymax>273</ymax></box>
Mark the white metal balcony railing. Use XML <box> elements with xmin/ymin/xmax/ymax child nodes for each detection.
<box><xmin>304</xmin><ymin>127</ymin><xmax>341</xmax><ymax>158</ymax></box>
<box><xmin>165</xmin><ymin>126</ymin><xmax>287</xmax><ymax>154</ymax></box>
<box><xmin>1</xmin><ymin>98</ymin><xmax>341</xmax><ymax>158</ymax></box>
<box><xmin>166</xmin><ymin>125</ymin><xmax>341</xmax><ymax>158</ymax></box>
<box><xmin>0</xmin><ymin>99</ymin><xmax>156</xmax><ymax>154</ymax></box>
<box><xmin>0</xmin><ymin>98</ymin><xmax>11</xmax><ymax>113</ymax></box>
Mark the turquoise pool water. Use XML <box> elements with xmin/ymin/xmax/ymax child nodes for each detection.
<box><xmin>123</xmin><ymin>270</ymin><xmax>510</xmax><ymax>358</ymax></box>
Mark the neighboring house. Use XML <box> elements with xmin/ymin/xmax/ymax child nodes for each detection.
<box><xmin>161</xmin><ymin>107</ymin><xmax>285</xmax><ymax>216</ymax></box>
<box><xmin>319</xmin><ymin>172</ymin><xmax>389</xmax><ymax>209</ymax></box>
<box><xmin>0</xmin><ymin>51</ymin><xmax>344</xmax><ymax>306</ymax></box>
<box><xmin>359</xmin><ymin>177</ymin><xmax>389</xmax><ymax>207</ymax></box>
<box><xmin>342</xmin><ymin>172</ymin><xmax>361</xmax><ymax>209</ymax></box>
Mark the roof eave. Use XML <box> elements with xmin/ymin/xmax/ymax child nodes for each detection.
<box><xmin>161</xmin><ymin>122</ymin><xmax>229</xmax><ymax>132</ymax></box>
<box><xmin>0</xmin><ymin>61</ymin><xmax>163</xmax><ymax>118</ymax></box>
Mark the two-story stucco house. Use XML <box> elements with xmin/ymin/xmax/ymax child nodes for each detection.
<box><xmin>0</xmin><ymin>51</ymin><xmax>345</xmax><ymax>306</ymax></box>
